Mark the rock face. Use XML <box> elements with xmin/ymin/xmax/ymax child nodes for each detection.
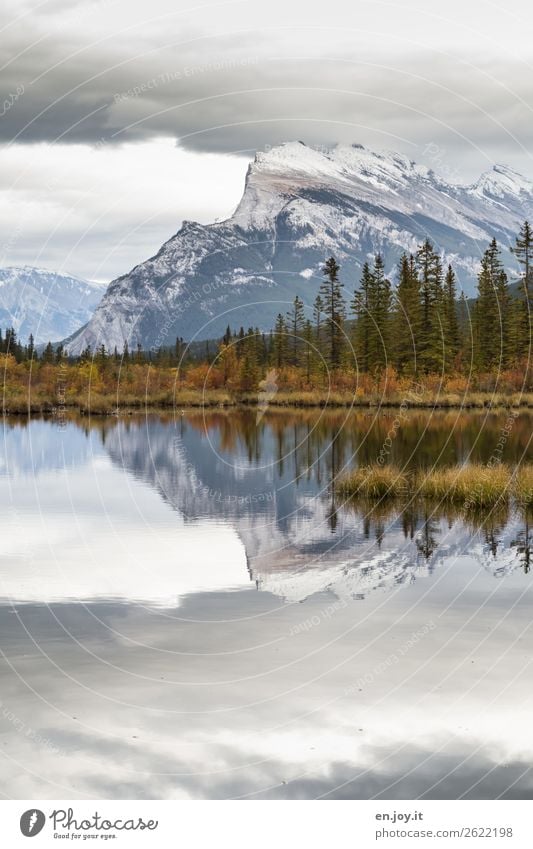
<box><xmin>66</xmin><ymin>142</ymin><xmax>533</xmax><ymax>353</ymax></box>
<box><xmin>0</xmin><ymin>266</ymin><xmax>103</xmax><ymax>344</ymax></box>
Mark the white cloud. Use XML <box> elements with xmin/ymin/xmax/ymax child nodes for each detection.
<box><xmin>0</xmin><ymin>138</ymin><xmax>248</xmax><ymax>281</ymax></box>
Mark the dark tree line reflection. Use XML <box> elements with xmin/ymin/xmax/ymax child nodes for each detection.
<box><xmin>14</xmin><ymin>408</ymin><xmax>528</xmax><ymax>572</ymax></box>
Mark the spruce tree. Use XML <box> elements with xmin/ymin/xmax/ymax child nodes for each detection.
<box><xmin>509</xmin><ymin>294</ymin><xmax>529</xmax><ymax>363</ymax></box>
<box><xmin>313</xmin><ymin>293</ymin><xmax>324</xmax><ymax>358</ymax></box>
<box><xmin>352</xmin><ymin>262</ymin><xmax>372</xmax><ymax>372</ymax></box>
<box><xmin>236</xmin><ymin>327</ymin><xmax>245</xmax><ymax>360</ymax></box>
<box><xmin>366</xmin><ymin>255</ymin><xmax>392</xmax><ymax>372</ymax></box>
<box><xmin>27</xmin><ymin>333</ymin><xmax>35</xmax><ymax>362</ymax></box>
<box><xmin>444</xmin><ymin>264</ymin><xmax>460</xmax><ymax>370</ymax></box>
<box><xmin>473</xmin><ymin>239</ymin><xmax>511</xmax><ymax>369</ymax></box>
<box><xmin>319</xmin><ymin>256</ymin><xmax>346</xmax><ymax>369</ymax></box>
<box><xmin>392</xmin><ymin>254</ymin><xmax>421</xmax><ymax>375</ymax></box>
<box><xmin>474</xmin><ymin>251</ymin><xmax>495</xmax><ymax>370</ymax></box>
<box><xmin>239</xmin><ymin>329</ymin><xmax>260</xmax><ymax>391</ymax></box>
<box><xmin>302</xmin><ymin>318</ymin><xmax>314</xmax><ymax>383</ymax></box>
<box><xmin>286</xmin><ymin>295</ymin><xmax>305</xmax><ymax>365</ymax></box>
<box><xmin>512</xmin><ymin>220</ymin><xmax>533</xmax><ymax>300</ymax></box>
<box><xmin>511</xmin><ymin>221</ymin><xmax>533</xmax><ymax>363</ymax></box>
<box><xmin>273</xmin><ymin>313</ymin><xmax>288</xmax><ymax>368</ymax></box>
<box><xmin>42</xmin><ymin>341</ymin><xmax>55</xmax><ymax>364</ymax></box>
<box><xmin>416</xmin><ymin>239</ymin><xmax>444</xmax><ymax>373</ymax></box>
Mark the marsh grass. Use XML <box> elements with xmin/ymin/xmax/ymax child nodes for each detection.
<box><xmin>5</xmin><ymin>373</ymin><xmax>533</xmax><ymax>414</ymax></box>
<box><xmin>336</xmin><ymin>464</ymin><xmax>410</xmax><ymax>499</ymax></box>
<box><xmin>416</xmin><ymin>463</ymin><xmax>512</xmax><ymax>508</ymax></box>
<box><xmin>513</xmin><ymin>465</ymin><xmax>533</xmax><ymax>508</ymax></box>
<box><xmin>337</xmin><ymin>462</ymin><xmax>528</xmax><ymax>509</ymax></box>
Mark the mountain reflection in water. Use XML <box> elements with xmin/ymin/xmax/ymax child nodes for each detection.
<box><xmin>0</xmin><ymin>410</ymin><xmax>532</xmax><ymax>800</ymax></box>
<box><xmin>102</xmin><ymin>409</ymin><xmax>533</xmax><ymax>601</ymax></box>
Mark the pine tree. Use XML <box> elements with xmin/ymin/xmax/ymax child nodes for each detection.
<box><xmin>443</xmin><ymin>264</ymin><xmax>460</xmax><ymax>370</ymax></box>
<box><xmin>4</xmin><ymin>327</ymin><xmax>23</xmax><ymax>361</ymax></box>
<box><xmin>416</xmin><ymin>239</ymin><xmax>444</xmax><ymax>372</ymax></box>
<box><xmin>319</xmin><ymin>256</ymin><xmax>346</xmax><ymax>368</ymax></box>
<box><xmin>473</xmin><ymin>239</ymin><xmax>511</xmax><ymax>370</ymax></box>
<box><xmin>236</xmin><ymin>326</ymin><xmax>246</xmax><ymax>360</ymax></box>
<box><xmin>175</xmin><ymin>336</ymin><xmax>184</xmax><ymax>363</ymax></box>
<box><xmin>494</xmin><ymin>252</ymin><xmax>512</xmax><ymax>369</ymax></box>
<box><xmin>273</xmin><ymin>313</ymin><xmax>288</xmax><ymax>368</ymax></box>
<box><xmin>286</xmin><ymin>295</ymin><xmax>305</xmax><ymax>365</ymax></box>
<box><xmin>511</xmin><ymin>221</ymin><xmax>533</xmax><ymax>363</ymax></box>
<box><xmin>352</xmin><ymin>262</ymin><xmax>372</xmax><ymax>372</ymax></box>
<box><xmin>509</xmin><ymin>294</ymin><xmax>529</xmax><ymax>363</ymax></box>
<box><xmin>313</xmin><ymin>294</ymin><xmax>324</xmax><ymax>342</ymax></box>
<box><xmin>42</xmin><ymin>341</ymin><xmax>55</xmax><ymax>363</ymax></box>
<box><xmin>512</xmin><ymin>220</ymin><xmax>533</xmax><ymax>301</ymax></box>
<box><xmin>238</xmin><ymin>329</ymin><xmax>260</xmax><ymax>391</ymax></box>
<box><xmin>27</xmin><ymin>333</ymin><xmax>35</xmax><ymax>362</ymax></box>
<box><xmin>367</xmin><ymin>254</ymin><xmax>392</xmax><ymax>371</ymax></box>
<box><xmin>258</xmin><ymin>331</ymin><xmax>268</xmax><ymax>367</ymax></box>
<box><xmin>302</xmin><ymin>319</ymin><xmax>314</xmax><ymax>383</ymax></box>
<box><xmin>392</xmin><ymin>254</ymin><xmax>421</xmax><ymax>375</ymax></box>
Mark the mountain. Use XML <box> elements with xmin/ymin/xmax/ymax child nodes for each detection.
<box><xmin>66</xmin><ymin>142</ymin><xmax>533</xmax><ymax>354</ymax></box>
<box><xmin>0</xmin><ymin>266</ymin><xmax>103</xmax><ymax>344</ymax></box>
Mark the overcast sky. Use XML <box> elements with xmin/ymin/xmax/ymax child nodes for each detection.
<box><xmin>2</xmin><ymin>0</ymin><xmax>533</xmax><ymax>282</ymax></box>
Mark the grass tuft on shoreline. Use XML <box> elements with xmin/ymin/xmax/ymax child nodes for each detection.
<box><xmin>337</xmin><ymin>462</ymin><xmax>524</xmax><ymax>508</ymax></box>
<box><xmin>417</xmin><ymin>464</ymin><xmax>511</xmax><ymax>508</ymax></box>
<box><xmin>514</xmin><ymin>465</ymin><xmax>533</xmax><ymax>508</ymax></box>
<box><xmin>336</xmin><ymin>464</ymin><xmax>410</xmax><ymax>499</ymax></box>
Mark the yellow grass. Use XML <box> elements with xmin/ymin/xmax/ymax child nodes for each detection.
<box><xmin>513</xmin><ymin>465</ymin><xmax>533</xmax><ymax>507</ymax></box>
<box><xmin>338</xmin><ymin>462</ymin><xmax>519</xmax><ymax>508</ymax></box>
<box><xmin>337</xmin><ymin>464</ymin><xmax>409</xmax><ymax>499</ymax></box>
<box><xmin>416</xmin><ymin>463</ymin><xmax>512</xmax><ymax>508</ymax></box>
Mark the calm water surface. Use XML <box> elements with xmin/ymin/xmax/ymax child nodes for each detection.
<box><xmin>1</xmin><ymin>409</ymin><xmax>532</xmax><ymax>799</ymax></box>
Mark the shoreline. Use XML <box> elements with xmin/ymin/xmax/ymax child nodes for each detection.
<box><xmin>3</xmin><ymin>392</ymin><xmax>533</xmax><ymax>416</ymax></box>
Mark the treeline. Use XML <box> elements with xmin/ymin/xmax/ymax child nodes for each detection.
<box><xmin>0</xmin><ymin>330</ymin><xmax>190</xmax><ymax>367</ymax></box>
<box><xmin>2</xmin><ymin>222</ymin><xmax>533</xmax><ymax>409</ymax></box>
<box><xmin>214</xmin><ymin>222</ymin><xmax>533</xmax><ymax>382</ymax></box>
<box><xmin>6</xmin><ymin>224</ymin><xmax>532</xmax><ymax>381</ymax></box>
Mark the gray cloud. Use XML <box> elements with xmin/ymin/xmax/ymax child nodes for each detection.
<box><xmin>2</xmin><ymin>0</ymin><xmax>533</xmax><ymax>279</ymax></box>
<box><xmin>1</xmin><ymin>7</ymin><xmax>533</xmax><ymax>180</ymax></box>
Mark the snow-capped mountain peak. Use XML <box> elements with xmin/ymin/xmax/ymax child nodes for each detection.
<box><xmin>471</xmin><ymin>163</ymin><xmax>533</xmax><ymax>199</ymax></box>
<box><xmin>0</xmin><ymin>266</ymin><xmax>103</xmax><ymax>344</ymax></box>
<box><xmin>66</xmin><ymin>141</ymin><xmax>533</xmax><ymax>354</ymax></box>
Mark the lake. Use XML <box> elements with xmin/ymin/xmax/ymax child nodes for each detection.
<box><xmin>1</xmin><ymin>408</ymin><xmax>532</xmax><ymax>799</ymax></box>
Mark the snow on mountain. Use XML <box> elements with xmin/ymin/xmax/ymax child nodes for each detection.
<box><xmin>0</xmin><ymin>266</ymin><xmax>103</xmax><ymax>344</ymax></box>
<box><xmin>471</xmin><ymin>164</ymin><xmax>533</xmax><ymax>201</ymax></box>
<box><xmin>100</xmin><ymin>416</ymin><xmax>527</xmax><ymax>605</ymax></box>
<box><xmin>66</xmin><ymin>142</ymin><xmax>533</xmax><ymax>353</ymax></box>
